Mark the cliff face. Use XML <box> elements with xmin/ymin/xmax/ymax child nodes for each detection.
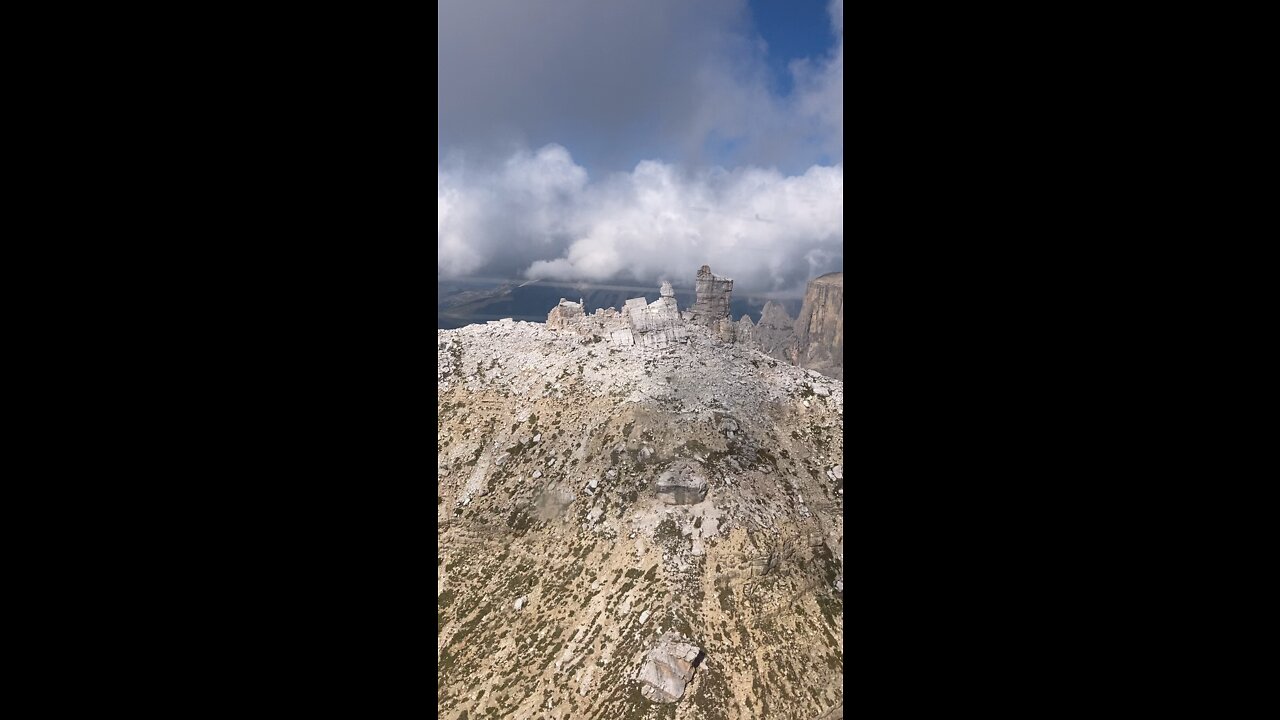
<box><xmin>686</xmin><ymin>265</ymin><xmax>733</xmax><ymax>326</ymax></box>
<box><xmin>793</xmin><ymin>272</ymin><xmax>843</xmax><ymax>380</ymax></box>
<box><xmin>742</xmin><ymin>274</ymin><xmax>842</xmax><ymax>380</ymax></box>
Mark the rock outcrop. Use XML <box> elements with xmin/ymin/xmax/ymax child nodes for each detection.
<box><xmin>655</xmin><ymin>461</ymin><xmax>709</xmax><ymax>505</ymax></box>
<box><xmin>735</xmin><ymin>314</ymin><xmax>755</xmax><ymax>344</ymax></box>
<box><xmin>542</xmin><ymin>267</ymin><xmax>841</xmax><ymax>379</ymax></box>
<box><xmin>543</xmin><ymin>272</ymin><xmax>701</xmax><ymax>350</ymax></box>
<box><xmin>738</xmin><ymin>274</ymin><xmax>843</xmax><ymax>380</ymax></box>
<box><xmin>546</xmin><ymin>298</ymin><xmax>585</xmax><ymax>330</ymax></box>
<box><xmin>636</xmin><ymin>632</ymin><xmax>703</xmax><ymax>703</ymax></box>
<box><xmin>686</xmin><ymin>265</ymin><xmax>733</xmax><ymax>326</ymax></box>
<box><xmin>753</xmin><ymin>300</ymin><xmax>798</xmax><ymax>362</ymax></box>
<box><xmin>793</xmin><ymin>272</ymin><xmax>843</xmax><ymax>380</ymax></box>
<box><xmin>625</xmin><ymin>281</ymin><xmax>687</xmax><ymax>349</ymax></box>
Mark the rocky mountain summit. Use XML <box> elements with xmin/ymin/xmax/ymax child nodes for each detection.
<box><xmin>539</xmin><ymin>265</ymin><xmax>843</xmax><ymax>383</ymax></box>
<box><xmin>438</xmin><ymin>266</ymin><xmax>844</xmax><ymax>720</ymax></box>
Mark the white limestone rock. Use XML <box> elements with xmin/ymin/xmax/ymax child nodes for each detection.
<box><xmin>636</xmin><ymin>631</ymin><xmax>703</xmax><ymax>704</ymax></box>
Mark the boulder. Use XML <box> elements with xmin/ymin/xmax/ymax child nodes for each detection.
<box><xmin>656</xmin><ymin>462</ymin><xmax>708</xmax><ymax>505</ymax></box>
<box><xmin>636</xmin><ymin>631</ymin><xmax>703</xmax><ymax>703</ymax></box>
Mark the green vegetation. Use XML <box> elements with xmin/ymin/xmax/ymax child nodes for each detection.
<box><xmin>506</xmin><ymin>509</ymin><xmax>533</xmax><ymax>534</ymax></box>
<box><xmin>717</xmin><ymin>582</ymin><xmax>735</xmax><ymax>612</ymax></box>
<box><xmin>691</xmin><ymin>666</ymin><xmax>732</xmax><ymax>720</ymax></box>
<box><xmin>654</xmin><ymin>518</ymin><xmax>681</xmax><ymax>543</ymax></box>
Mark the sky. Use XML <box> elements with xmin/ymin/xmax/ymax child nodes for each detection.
<box><xmin>438</xmin><ymin>0</ymin><xmax>843</xmax><ymax>296</ymax></box>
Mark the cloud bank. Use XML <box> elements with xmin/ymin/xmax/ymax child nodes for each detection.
<box><xmin>437</xmin><ymin>0</ymin><xmax>844</xmax><ymax>294</ymax></box>
<box><xmin>439</xmin><ymin>147</ymin><xmax>841</xmax><ymax>293</ymax></box>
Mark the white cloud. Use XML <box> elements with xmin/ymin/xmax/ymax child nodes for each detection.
<box><xmin>437</xmin><ymin>0</ymin><xmax>844</xmax><ymax>290</ymax></box>
<box><xmin>437</xmin><ymin>168</ymin><xmax>488</xmax><ymax>277</ymax></box>
<box><xmin>440</xmin><ymin>146</ymin><xmax>842</xmax><ymax>293</ymax></box>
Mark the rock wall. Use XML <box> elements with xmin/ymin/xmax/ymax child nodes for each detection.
<box><xmin>738</xmin><ymin>274</ymin><xmax>843</xmax><ymax>380</ymax></box>
<box><xmin>547</xmin><ymin>298</ymin><xmax>631</xmax><ymax>344</ymax></box>
<box><xmin>686</xmin><ymin>265</ymin><xmax>733</xmax><ymax>326</ymax></box>
<box><xmin>541</xmin><ymin>266</ymin><xmax>844</xmax><ymax>376</ymax></box>
<box><xmin>793</xmin><ymin>272</ymin><xmax>843</xmax><ymax>380</ymax></box>
<box><xmin>625</xmin><ymin>282</ymin><xmax>688</xmax><ymax>349</ymax></box>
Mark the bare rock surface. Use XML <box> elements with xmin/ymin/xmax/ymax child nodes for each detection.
<box><xmin>687</xmin><ymin>264</ymin><xmax>734</xmax><ymax>326</ymax></box>
<box><xmin>636</xmin><ymin>631</ymin><xmax>703</xmax><ymax>703</ymax></box>
<box><xmin>437</xmin><ymin>264</ymin><xmax>843</xmax><ymax>720</ymax></box>
<box><xmin>753</xmin><ymin>300</ymin><xmax>798</xmax><ymax>362</ymax></box>
<box><xmin>655</xmin><ymin>461</ymin><xmax>709</xmax><ymax>505</ymax></box>
<box><xmin>793</xmin><ymin>272</ymin><xmax>843</xmax><ymax>380</ymax></box>
<box><xmin>741</xmin><ymin>273</ymin><xmax>843</xmax><ymax>381</ymax></box>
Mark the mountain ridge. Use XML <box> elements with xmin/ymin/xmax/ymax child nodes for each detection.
<box><xmin>437</xmin><ymin>279</ymin><xmax>844</xmax><ymax>719</ymax></box>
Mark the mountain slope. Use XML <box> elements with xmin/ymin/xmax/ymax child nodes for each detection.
<box><xmin>438</xmin><ymin>318</ymin><xmax>844</xmax><ymax>720</ymax></box>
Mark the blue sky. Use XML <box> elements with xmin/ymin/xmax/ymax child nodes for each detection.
<box><xmin>439</xmin><ymin>0</ymin><xmax>843</xmax><ymax>294</ymax></box>
<box><xmin>749</xmin><ymin>0</ymin><xmax>839</xmax><ymax>96</ymax></box>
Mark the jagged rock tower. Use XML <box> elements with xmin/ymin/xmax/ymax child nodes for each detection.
<box><xmin>545</xmin><ymin>266</ymin><xmax>745</xmax><ymax>348</ymax></box>
<box><xmin>686</xmin><ymin>265</ymin><xmax>732</xmax><ymax>325</ymax></box>
<box><xmin>546</xmin><ymin>298</ymin><xmax>585</xmax><ymax>330</ymax></box>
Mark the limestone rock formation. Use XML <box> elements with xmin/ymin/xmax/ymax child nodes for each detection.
<box><xmin>636</xmin><ymin>631</ymin><xmax>703</xmax><ymax>704</ymax></box>
<box><xmin>627</xmin><ymin>291</ymin><xmax>685</xmax><ymax>349</ymax></box>
<box><xmin>714</xmin><ymin>317</ymin><xmax>737</xmax><ymax>344</ymax></box>
<box><xmin>547</xmin><ymin>298</ymin><xmax>585</xmax><ymax>330</ymax></box>
<box><xmin>753</xmin><ymin>300</ymin><xmax>798</xmax><ymax>361</ymax></box>
<box><xmin>739</xmin><ymin>274</ymin><xmax>843</xmax><ymax>380</ymax></box>
<box><xmin>794</xmin><ymin>272</ymin><xmax>843</xmax><ymax>380</ymax></box>
<box><xmin>686</xmin><ymin>265</ymin><xmax>733</xmax><ymax>326</ymax></box>
<box><xmin>545</xmin><ymin>275</ymin><xmax>693</xmax><ymax>350</ymax></box>
<box><xmin>736</xmin><ymin>314</ymin><xmax>755</xmax><ymax>344</ymax></box>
